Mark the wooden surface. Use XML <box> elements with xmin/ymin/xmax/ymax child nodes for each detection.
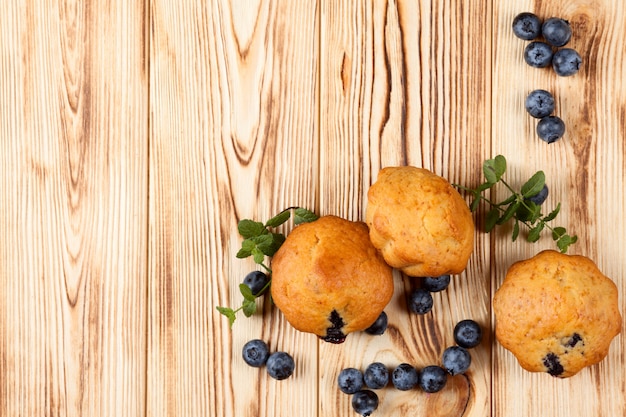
<box><xmin>1</xmin><ymin>0</ymin><xmax>624</xmax><ymax>416</ymax></box>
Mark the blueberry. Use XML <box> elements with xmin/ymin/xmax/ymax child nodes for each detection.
<box><xmin>408</xmin><ymin>288</ymin><xmax>433</xmax><ymax>315</ymax></box>
<box><xmin>418</xmin><ymin>365</ymin><xmax>448</xmax><ymax>393</ymax></box>
<box><xmin>525</xmin><ymin>89</ymin><xmax>555</xmax><ymax>119</ymax></box>
<box><xmin>391</xmin><ymin>363</ymin><xmax>419</xmax><ymax>391</ymax></box>
<box><xmin>542</xmin><ymin>17</ymin><xmax>572</xmax><ymax>47</ymax></box>
<box><xmin>552</xmin><ymin>48</ymin><xmax>582</xmax><ymax>76</ymax></box>
<box><xmin>351</xmin><ymin>390</ymin><xmax>379</xmax><ymax>417</ymax></box>
<box><xmin>364</xmin><ymin>311</ymin><xmax>388</xmax><ymax>336</ymax></box>
<box><xmin>337</xmin><ymin>367</ymin><xmax>364</xmax><ymax>394</ymax></box>
<box><xmin>453</xmin><ymin>319</ymin><xmax>483</xmax><ymax>349</ymax></box>
<box><xmin>527</xmin><ymin>184</ymin><xmax>549</xmax><ymax>205</ymax></box>
<box><xmin>242</xmin><ymin>339</ymin><xmax>270</xmax><ymax>367</ymax></box>
<box><xmin>536</xmin><ymin>116</ymin><xmax>566</xmax><ymax>143</ymax></box>
<box><xmin>442</xmin><ymin>346</ymin><xmax>471</xmax><ymax>376</ymax></box>
<box><xmin>512</xmin><ymin>12</ymin><xmax>542</xmax><ymax>40</ymax></box>
<box><xmin>364</xmin><ymin>362</ymin><xmax>389</xmax><ymax>389</ymax></box>
<box><xmin>524</xmin><ymin>41</ymin><xmax>554</xmax><ymax>68</ymax></box>
<box><xmin>422</xmin><ymin>275</ymin><xmax>451</xmax><ymax>292</ymax></box>
<box><xmin>243</xmin><ymin>271</ymin><xmax>270</xmax><ymax>295</ymax></box>
<box><xmin>266</xmin><ymin>351</ymin><xmax>295</xmax><ymax>380</ymax></box>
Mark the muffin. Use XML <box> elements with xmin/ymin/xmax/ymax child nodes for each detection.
<box><xmin>365</xmin><ymin>166</ymin><xmax>474</xmax><ymax>277</ymax></box>
<box><xmin>270</xmin><ymin>215</ymin><xmax>394</xmax><ymax>343</ymax></box>
<box><xmin>493</xmin><ymin>250</ymin><xmax>621</xmax><ymax>378</ymax></box>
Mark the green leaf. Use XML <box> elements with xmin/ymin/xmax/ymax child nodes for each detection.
<box><xmin>485</xmin><ymin>208</ymin><xmax>500</xmax><ymax>233</ymax></box>
<box><xmin>268</xmin><ymin>233</ymin><xmax>286</xmax><ymax>256</ymax></box>
<box><xmin>477</xmin><ymin>182</ymin><xmax>494</xmax><ymax>193</ymax></box>
<box><xmin>252</xmin><ymin>234</ymin><xmax>274</xmax><ymax>256</ymax></box>
<box><xmin>265</xmin><ymin>210</ymin><xmax>291</xmax><ymax>228</ymax></box>
<box><xmin>543</xmin><ymin>203</ymin><xmax>561</xmax><ymax>222</ymax></box>
<box><xmin>242</xmin><ymin>299</ymin><xmax>257</xmax><ymax>317</ymax></box>
<box><xmin>252</xmin><ymin>247</ymin><xmax>265</xmax><ymax>264</ymax></box>
<box><xmin>239</xmin><ymin>283</ymin><xmax>256</xmax><ymax>301</ymax></box>
<box><xmin>483</xmin><ymin>155</ymin><xmax>506</xmax><ymax>184</ymax></box>
<box><xmin>216</xmin><ymin>306</ymin><xmax>236</xmax><ymax>328</ymax></box>
<box><xmin>527</xmin><ymin>222</ymin><xmax>545</xmax><ymax>242</ymax></box>
<box><xmin>512</xmin><ymin>220</ymin><xmax>520</xmax><ymax>242</ymax></box>
<box><xmin>497</xmin><ymin>201</ymin><xmax>521</xmax><ymax>224</ymax></box>
<box><xmin>522</xmin><ymin>201</ymin><xmax>542</xmax><ymax>224</ymax></box>
<box><xmin>238</xmin><ymin>220</ymin><xmax>267</xmax><ymax>239</ymax></box>
<box><xmin>497</xmin><ymin>194</ymin><xmax>517</xmax><ymax>207</ymax></box>
<box><xmin>493</xmin><ymin>155</ymin><xmax>507</xmax><ymax>179</ymax></box>
<box><xmin>470</xmin><ymin>196</ymin><xmax>481</xmax><ymax>212</ymax></box>
<box><xmin>552</xmin><ymin>226</ymin><xmax>567</xmax><ymax>240</ymax></box>
<box><xmin>521</xmin><ymin>171</ymin><xmax>546</xmax><ymax>198</ymax></box>
<box><xmin>294</xmin><ymin>208</ymin><xmax>319</xmax><ymax>225</ymax></box>
<box><xmin>236</xmin><ymin>239</ymin><xmax>255</xmax><ymax>258</ymax></box>
<box><xmin>557</xmin><ymin>234</ymin><xmax>578</xmax><ymax>253</ymax></box>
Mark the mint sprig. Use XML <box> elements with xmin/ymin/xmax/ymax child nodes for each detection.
<box><xmin>456</xmin><ymin>155</ymin><xmax>577</xmax><ymax>253</ymax></box>
<box><xmin>217</xmin><ymin>207</ymin><xmax>319</xmax><ymax>327</ymax></box>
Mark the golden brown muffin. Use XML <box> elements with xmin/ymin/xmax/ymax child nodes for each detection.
<box><xmin>493</xmin><ymin>250</ymin><xmax>622</xmax><ymax>378</ymax></box>
<box><xmin>270</xmin><ymin>215</ymin><xmax>394</xmax><ymax>343</ymax></box>
<box><xmin>365</xmin><ymin>166</ymin><xmax>474</xmax><ymax>277</ymax></box>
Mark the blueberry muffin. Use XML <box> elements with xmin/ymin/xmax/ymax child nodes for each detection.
<box><xmin>365</xmin><ymin>166</ymin><xmax>474</xmax><ymax>277</ymax></box>
<box><xmin>270</xmin><ymin>215</ymin><xmax>394</xmax><ymax>343</ymax></box>
<box><xmin>493</xmin><ymin>250</ymin><xmax>621</xmax><ymax>378</ymax></box>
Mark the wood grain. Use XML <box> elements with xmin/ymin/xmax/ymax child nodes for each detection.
<box><xmin>0</xmin><ymin>0</ymin><xmax>148</xmax><ymax>416</ymax></box>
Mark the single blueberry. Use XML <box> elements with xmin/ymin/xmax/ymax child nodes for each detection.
<box><xmin>453</xmin><ymin>319</ymin><xmax>483</xmax><ymax>349</ymax></box>
<box><xmin>442</xmin><ymin>346</ymin><xmax>471</xmax><ymax>376</ymax></box>
<box><xmin>351</xmin><ymin>390</ymin><xmax>379</xmax><ymax>417</ymax></box>
<box><xmin>363</xmin><ymin>362</ymin><xmax>389</xmax><ymax>389</ymax></box>
<box><xmin>391</xmin><ymin>363</ymin><xmax>419</xmax><ymax>391</ymax></box>
<box><xmin>524</xmin><ymin>41</ymin><xmax>554</xmax><ymax>68</ymax></box>
<box><xmin>266</xmin><ymin>351</ymin><xmax>295</xmax><ymax>380</ymax></box>
<box><xmin>408</xmin><ymin>288</ymin><xmax>433</xmax><ymax>315</ymax></box>
<box><xmin>552</xmin><ymin>48</ymin><xmax>582</xmax><ymax>76</ymax></box>
<box><xmin>243</xmin><ymin>271</ymin><xmax>270</xmax><ymax>296</ymax></box>
<box><xmin>543</xmin><ymin>352</ymin><xmax>564</xmax><ymax>377</ymax></box>
<box><xmin>512</xmin><ymin>12</ymin><xmax>542</xmax><ymax>40</ymax></box>
<box><xmin>536</xmin><ymin>116</ymin><xmax>566</xmax><ymax>143</ymax></box>
<box><xmin>525</xmin><ymin>89</ymin><xmax>555</xmax><ymax>119</ymax></box>
<box><xmin>364</xmin><ymin>311</ymin><xmax>388</xmax><ymax>336</ymax></box>
<box><xmin>337</xmin><ymin>367</ymin><xmax>364</xmax><ymax>394</ymax></box>
<box><xmin>422</xmin><ymin>274</ymin><xmax>451</xmax><ymax>292</ymax></box>
<box><xmin>418</xmin><ymin>365</ymin><xmax>448</xmax><ymax>393</ymax></box>
<box><xmin>542</xmin><ymin>17</ymin><xmax>572</xmax><ymax>47</ymax></box>
<box><xmin>241</xmin><ymin>339</ymin><xmax>270</xmax><ymax>367</ymax></box>
<box><xmin>527</xmin><ymin>184</ymin><xmax>549</xmax><ymax>205</ymax></box>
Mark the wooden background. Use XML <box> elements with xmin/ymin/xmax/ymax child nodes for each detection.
<box><xmin>1</xmin><ymin>0</ymin><xmax>624</xmax><ymax>416</ymax></box>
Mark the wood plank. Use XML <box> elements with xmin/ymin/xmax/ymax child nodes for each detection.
<box><xmin>0</xmin><ymin>1</ymin><xmax>149</xmax><ymax>416</ymax></box>
<box><xmin>492</xmin><ymin>1</ymin><xmax>626</xmax><ymax>416</ymax></box>
<box><xmin>319</xmin><ymin>0</ymin><xmax>492</xmax><ymax>415</ymax></box>
<box><xmin>147</xmin><ymin>0</ymin><xmax>319</xmax><ymax>416</ymax></box>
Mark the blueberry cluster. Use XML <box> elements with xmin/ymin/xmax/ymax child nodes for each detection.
<box><xmin>338</xmin><ymin>319</ymin><xmax>482</xmax><ymax>416</ymax></box>
<box><xmin>242</xmin><ymin>339</ymin><xmax>295</xmax><ymax>380</ymax></box>
<box><xmin>513</xmin><ymin>12</ymin><xmax>582</xmax><ymax>76</ymax></box>
<box><xmin>407</xmin><ymin>274</ymin><xmax>451</xmax><ymax>315</ymax></box>
<box><xmin>525</xmin><ymin>89</ymin><xmax>565</xmax><ymax>143</ymax></box>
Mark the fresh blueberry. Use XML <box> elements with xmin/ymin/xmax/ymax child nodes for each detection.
<box><xmin>391</xmin><ymin>363</ymin><xmax>419</xmax><ymax>391</ymax></box>
<box><xmin>337</xmin><ymin>367</ymin><xmax>364</xmax><ymax>394</ymax></box>
<box><xmin>408</xmin><ymin>288</ymin><xmax>433</xmax><ymax>315</ymax></box>
<box><xmin>512</xmin><ymin>12</ymin><xmax>542</xmax><ymax>40</ymax></box>
<box><xmin>552</xmin><ymin>48</ymin><xmax>582</xmax><ymax>76</ymax></box>
<box><xmin>242</xmin><ymin>339</ymin><xmax>270</xmax><ymax>367</ymax></box>
<box><xmin>364</xmin><ymin>362</ymin><xmax>389</xmax><ymax>389</ymax></box>
<box><xmin>525</xmin><ymin>89</ymin><xmax>555</xmax><ymax>119</ymax></box>
<box><xmin>453</xmin><ymin>319</ymin><xmax>483</xmax><ymax>349</ymax></box>
<box><xmin>351</xmin><ymin>390</ymin><xmax>379</xmax><ymax>417</ymax></box>
<box><xmin>422</xmin><ymin>275</ymin><xmax>451</xmax><ymax>292</ymax></box>
<box><xmin>243</xmin><ymin>271</ymin><xmax>270</xmax><ymax>295</ymax></box>
<box><xmin>524</xmin><ymin>41</ymin><xmax>554</xmax><ymax>68</ymax></box>
<box><xmin>542</xmin><ymin>17</ymin><xmax>572</xmax><ymax>47</ymax></box>
<box><xmin>364</xmin><ymin>311</ymin><xmax>388</xmax><ymax>336</ymax></box>
<box><xmin>536</xmin><ymin>116</ymin><xmax>566</xmax><ymax>143</ymax></box>
<box><xmin>418</xmin><ymin>365</ymin><xmax>448</xmax><ymax>393</ymax></box>
<box><xmin>266</xmin><ymin>351</ymin><xmax>295</xmax><ymax>380</ymax></box>
<box><xmin>527</xmin><ymin>184</ymin><xmax>549</xmax><ymax>205</ymax></box>
<box><xmin>442</xmin><ymin>346</ymin><xmax>471</xmax><ymax>376</ymax></box>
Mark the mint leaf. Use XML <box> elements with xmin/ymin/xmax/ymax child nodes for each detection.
<box><xmin>268</xmin><ymin>233</ymin><xmax>286</xmax><ymax>255</ymax></box>
<box><xmin>521</xmin><ymin>171</ymin><xmax>545</xmax><ymax>198</ymax></box>
<box><xmin>266</xmin><ymin>210</ymin><xmax>291</xmax><ymax>228</ymax></box>
<box><xmin>294</xmin><ymin>208</ymin><xmax>319</xmax><ymax>224</ymax></box>
<box><xmin>483</xmin><ymin>155</ymin><xmax>506</xmax><ymax>184</ymax></box>
<box><xmin>238</xmin><ymin>220</ymin><xmax>266</xmax><ymax>239</ymax></box>
<box><xmin>498</xmin><ymin>201</ymin><xmax>521</xmax><ymax>224</ymax></box>
<box><xmin>485</xmin><ymin>208</ymin><xmax>500</xmax><ymax>233</ymax></box>
<box><xmin>216</xmin><ymin>306</ymin><xmax>237</xmax><ymax>328</ymax></box>
<box><xmin>552</xmin><ymin>226</ymin><xmax>567</xmax><ymax>240</ymax></box>
<box><xmin>527</xmin><ymin>222</ymin><xmax>545</xmax><ymax>242</ymax></box>
<box><xmin>493</xmin><ymin>155</ymin><xmax>507</xmax><ymax>179</ymax></box>
<box><xmin>512</xmin><ymin>220</ymin><xmax>520</xmax><ymax>242</ymax></box>
<box><xmin>252</xmin><ymin>247</ymin><xmax>265</xmax><ymax>264</ymax></box>
<box><xmin>557</xmin><ymin>234</ymin><xmax>577</xmax><ymax>253</ymax></box>
<box><xmin>470</xmin><ymin>196</ymin><xmax>481</xmax><ymax>212</ymax></box>
<box><xmin>543</xmin><ymin>203</ymin><xmax>561</xmax><ymax>222</ymax></box>
<box><xmin>252</xmin><ymin>234</ymin><xmax>275</xmax><ymax>256</ymax></box>
<box><xmin>239</xmin><ymin>283</ymin><xmax>256</xmax><ymax>301</ymax></box>
<box><xmin>236</xmin><ymin>239</ymin><xmax>255</xmax><ymax>258</ymax></box>
<box><xmin>242</xmin><ymin>299</ymin><xmax>257</xmax><ymax>317</ymax></box>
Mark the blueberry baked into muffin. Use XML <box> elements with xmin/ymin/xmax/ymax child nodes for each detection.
<box><xmin>270</xmin><ymin>215</ymin><xmax>394</xmax><ymax>343</ymax></box>
<box><xmin>365</xmin><ymin>166</ymin><xmax>474</xmax><ymax>277</ymax></box>
<box><xmin>493</xmin><ymin>250</ymin><xmax>621</xmax><ymax>378</ymax></box>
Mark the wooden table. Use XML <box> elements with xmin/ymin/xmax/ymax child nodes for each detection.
<box><xmin>1</xmin><ymin>1</ymin><xmax>624</xmax><ymax>416</ymax></box>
